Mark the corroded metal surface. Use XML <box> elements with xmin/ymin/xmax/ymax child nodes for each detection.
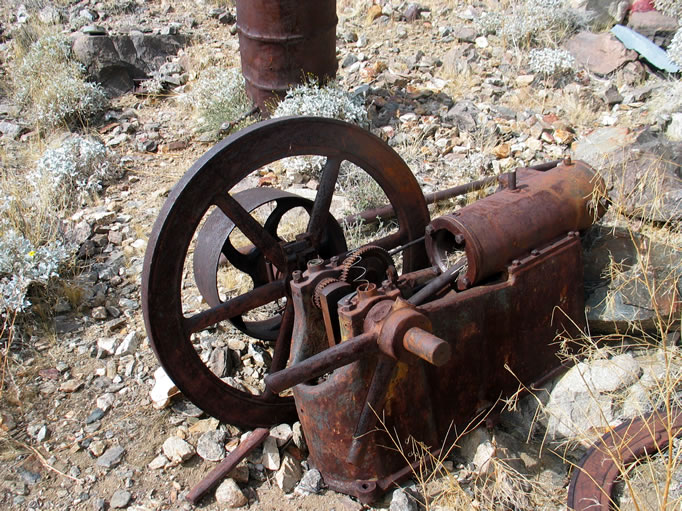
<box><xmin>141</xmin><ymin>117</ymin><xmax>429</xmax><ymax>428</ymax></box>
<box><xmin>142</xmin><ymin>115</ymin><xmax>610</xmax><ymax>502</ymax></box>
<box><xmin>263</xmin><ymin>161</ymin><xmax>606</xmax><ymax>502</ymax></box>
<box><xmin>236</xmin><ymin>0</ymin><xmax>338</xmax><ymax>112</ymax></box>
<box><xmin>567</xmin><ymin>409</ymin><xmax>682</xmax><ymax>510</ymax></box>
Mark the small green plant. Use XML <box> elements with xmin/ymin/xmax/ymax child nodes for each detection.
<box><xmin>181</xmin><ymin>67</ymin><xmax>252</xmax><ymax>137</ymax></box>
<box><xmin>11</xmin><ymin>33</ymin><xmax>108</xmax><ymax>129</ymax></box>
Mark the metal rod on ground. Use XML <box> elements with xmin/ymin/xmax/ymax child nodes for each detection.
<box><xmin>185</xmin><ymin>428</ymin><xmax>270</xmax><ymax>505</ymax></box>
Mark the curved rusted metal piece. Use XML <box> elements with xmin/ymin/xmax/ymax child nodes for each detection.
<box><xmin>141</xmin><ymin>117</ymin><xmax>430</xmax><ymax>428</ymax></box>
<box><xmin>193</xmin><ymin>187</ymin><xmax>346</xmax><ymax>341</ymax></box>
<box><xmin>567</xmin><ymin>409</ymin><xmax>682</xmax><ymax>510</ymax></box>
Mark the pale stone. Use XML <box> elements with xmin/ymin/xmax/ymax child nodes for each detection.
<box><xmin>269</xmin><ymin>423</ymin><xmax>293</xmax><ymax>447</ymax></box>
<box><xmin>150</xmin><ymin>366</ymin><xmax>178</xmax><ymax>409</ymax></box>
<box><xmin>261</xmin><ymin>436</ymin><xmax>280</xmax><ymax>470</ymax></box>
<box><xmin>96</xmin><ymin>393</ymin><xmax>115</xmax><ymax>412</ymax></box>
<box><xmin>214</xmin><ymin>478</ymin><xmax>247</xmax><ymax>507</ymax></box>
<box><xmin>148</xmin><ymin>454</ymin><xmax>168</xmax><ymax>469</ymax></box>
<box><xmin>274</xmin><ymin>453</ymin><xmax>302</xmax><ymax>493</ymax></box>
<box><xmin>162</xmin><ymin>436</ymin><xmax>195</xmax><ymax>463</ymax></box>
<box><xmin>115</xmin><ymin>331</ymin><xmax>139</xmax><ymax>356</ymax></box>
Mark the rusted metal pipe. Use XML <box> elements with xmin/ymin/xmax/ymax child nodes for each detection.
<box><xmin>186</xmin><ymin>428</ymin><xmax>270</xmax><ymax>505</ymax></box>
<box><xmin>265</xmin><ymin>332</ymin><xmax>378</xmax><ymax>393</ymax></box>
<box><xmin>403</xmin><ymin>327</ymin><xmax>451</xmax><ymax>367</ymax></box>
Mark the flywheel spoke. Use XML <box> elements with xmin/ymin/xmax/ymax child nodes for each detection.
<box><xmin>307</xmin><ymin>157</ymin><xmax>342</xmax><ymax>248</ymax></box>
<box><xmin>214</xmin><ymin>193</ymin><xmax>287</xmax><ymax>271</ymax></box>
<box><xmin>184</xmin><ymin>279</ymin><xmax>287</xmax><ymax>334</ymax></box>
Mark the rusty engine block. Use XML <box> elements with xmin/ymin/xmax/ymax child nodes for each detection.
<box><xmin>142</xmin><ymin>117</ymin><xmax>607</xmax><ymax>503</ymax></box>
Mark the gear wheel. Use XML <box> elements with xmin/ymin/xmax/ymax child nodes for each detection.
<box><xmin>340</xmin><ymin>245</ymin><xmax>394</xmax><ymax>284</ymax></box>
<box><xmin>313</xmin><ymin>277</ymin><xmax>342</xmax><ymax>309</ymax></box>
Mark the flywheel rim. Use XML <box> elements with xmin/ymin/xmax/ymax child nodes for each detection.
<box><xmin>142</xmin><ymin>116</ymin><xmax>430</xmax><ymax>428</ymax></box>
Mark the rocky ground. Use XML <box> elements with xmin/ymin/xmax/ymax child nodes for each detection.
<box><xmin>0</xmin><ymin>1</ymin><xmax>681</xmax><ymax>510</ymax></box>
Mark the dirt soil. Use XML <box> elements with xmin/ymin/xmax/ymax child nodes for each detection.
<box><xmin>0</xmin><ymin>1</ymin><xmax>678</xmax><ymax>510</ymax></box>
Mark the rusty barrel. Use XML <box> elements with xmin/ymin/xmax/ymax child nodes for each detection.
<box><xmin>236</xmin><ymin>0</ymin><xmax>338</xmax><ymax>113</ymax></box>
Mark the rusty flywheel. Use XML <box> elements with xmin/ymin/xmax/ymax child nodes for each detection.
<box><xmin>141</xmin><ymin>117</ymin><xmax>430</xmax><ymax>428</ymax></box>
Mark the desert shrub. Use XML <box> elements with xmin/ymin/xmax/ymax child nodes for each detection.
<box><xmin>181</xmin><ymin>67</ymin><xmax>252</xmax><ymax>136</ymax></box>
<box><xmin>528</xmin><ymin>47</ymin><xmax>576</xmax><ymax>76</ymax></box>
<box><xmin>0</xmin><ymin>135</ymin><xmax>117</xmax><ymax>318</ymax></box>
<box><xmin>668</xmin><ymin>28</ymin><xmax>682</xmax><ymax>69</ymax></box>
<box><xmin>476</xmin><ymin>0</ymin><xmax>590</xmax><ymax>48</ymax></box>
<box><xmin>29</xmin><ymin>136</ymin><xmax>117</xmax><ymax>209</ymax></box>
<box><xmin>11</xmin><ymin>33</ymin><xmax>108</xmax><ymax>128</ymax></box>
<box><xmin>654</xmin><ymin>0</ymin><xmax>682</xmax><ymax>19</ymax></box>
<box><xmin>272</xmin><ymin>79</ymin><xmax>368</xmax><ymax>126</ymax></box>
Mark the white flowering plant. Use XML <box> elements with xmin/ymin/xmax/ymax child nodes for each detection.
<box><xmin>12</xmin><ymin>34</ymin><xmax>108</xmax><ymax>128</ymax></box>
<box><xmin>528</xmin><ymin>48</ymin><xmax>576</xmax><ymax>76</ymax></box>
<box><xmin>29</xmin><ymin>136</ymin><xmax>118</xmax><ymax>209</ymax></box>
<box><xmin>667</xmin><ymin>29</ymin><xmax>682</xmax><ymax>70</ymax></box>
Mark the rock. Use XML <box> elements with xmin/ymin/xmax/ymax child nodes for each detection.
<box><xmin>196</xmin><ymin>430</ymin><xmax>226</xmax><ymax>462</ymax></box>
<box><xmin>207</xmin><ymin>347</ymin><xmax>231</xmax><ymax>378</ymax></box>
<box><xmin>229</xmin><ymin>460</ymin><xmax>250</xmax><ymax>484</ymax></box>
<box><xmin>475</xmin><ymin>36</ymin><xmax>489</xmax><ymax>48</ymax></box>
<box><xmin>150</xmin><ymin>366</ymin><xmax>178</xmax><ymax>409</ymax></box>
<box><xmin>292</xmin><ymin>421</ymin><xmax>307</xmax><ymax>453</ymax></box>
<box><xmin>563</xmin><ymin>31</ymin><xmax>637</xmax><ymax>75</ymax></box>
<box><xmin>270</xmin><ymin>423</ymin><xmax>293</xmax><ymax>447</ymax></box>
<box><xmin>627</xmin><ymin>10</ymin><xmax>679</xmax><ymax>48</ymax></box>
<box><xmin>545</xmin><ymin>354</ymin><xmax>641</xmax><ymax>440</ymax></box>
<box><xmin>667</xmin><ymin>113</ymin><xmax>682</xmax><ymax>142</ymax></box>
<box><xmin>571</xmin><ymin>126</ymin><xmax>637</xmax><ymax>167</ymax></box>
<box><xmin>148</xmin><ymin>454</ymin><xmax>168</xmax><ymax>469</ymax></box>
<box><xmin>115</xmin><ymin>331</ymin><xmax>139</xmax><ymax>356</ymax></box>
<box><xmin>274</xmin><ymin>453</ymin><xmax>302</xmax><ymax>493</ymax></box>
<box><xmin>72</xmin><ymin>31</ymin><xmax>187</xmax><ymax>96</ymax></box>
<box><xmin>602</xmin><ymin>84</ymin><xmax>623</xmax><ymax>105</ymax></box>
<box><xmin>342</xmin><ymin>54</ymin><xmax>359</xmax><ymax>68</ymax></box>
<box><xmin>261</xmin><ymin>436</ymin><xmax>280</xmax><ymax>470</ymax></box>
<box><xmin>91</xmin><ymin>306</ymin><xmax>108</xmax><ymax>320</ymax></box>
<box><xmin>97</xmin><ymin>337</ymin><xmax>117</xmax><ymax>356</ymax></box>
<box><xmin>451</xmin><ymin>25</ymin><xmax>477</xmax><ymax>43</ymax></box>
<box><xmin>215</xmin><ymin>478</ymin><xmax>247</xmax><ymax>507</ymax></box>
<box><xmin>60</xmin><ymin>379</ymin><xmax>83</xmax><ymax>393</ymax></box>
<box><xmin>591</xmin><ymin>134</ymin><xmax>682</xmax><ymax>222</ymax></box>
<box><xmin>444</xmin><ymin>101</ymin><xmax>478</xmax><ymax>132</ymax></box>
<box><xmin>89</xmin><ymin>440</ymin><xmax>107</xmax><ymax>457</ymax></box>
<box><xmin>85</xmin><ymin>408</ymin><xmax>105</xmax><ymax>424</ymax></box>
<box><xmin>295</xmin><ymin>468</ymin><xmax>324</xmax><ymax>495</ymax></box>
<box><xmin>38</xmin><ymin>5</ymin><xmax>62</xmax><ymax>24</ymax></box>
<box><xmin>578</xmin><ymin>0</ymin><xmax>629</xmax><ymax>26</ymax></box>
<box><xmin>0</xmin><ymin>120</ymin><xmax>23</xmax><ymax>140</ymax></box>
<box><xmin>97</xmin><ymin>446</ymin><xmax>125</xmax><ymax>468</ymax></box>
<box><xmin>162</xmin><ymin>436</ymin><xmax>195</xmax><ymax>463</ymax></box>
<box><xmin>459</xmin><ymin>427</ymin><xmax>495</xmax><ymax>474</ymax></box>
<box><xmin>390</xmin><ymin>488</ymin><xmax>417</xmax><ymax>511</ymax></box>
<box><xmin>110</xmin><ymin>489</ymin><xmax>131</xmax><ymax>509</ymax></box>
<box><xmin>97</xmin><ymin>393</ymin><xmax>115</xmax><ymax>412</ymax></box>
<box><xmin>402</xmin><ymin>4</ymin><xmax>423</xmax><ymax>22</ymax></box>
<box><xmin>93</xmin><ymin>498</ymin><xmax>106</xmax><ymax>511</ymax></box>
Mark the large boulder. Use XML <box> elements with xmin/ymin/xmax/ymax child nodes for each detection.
<box><xmin>72</xmin><ymin>29</ymin><xmax>187</xmax><ymax>96</ymax></box>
